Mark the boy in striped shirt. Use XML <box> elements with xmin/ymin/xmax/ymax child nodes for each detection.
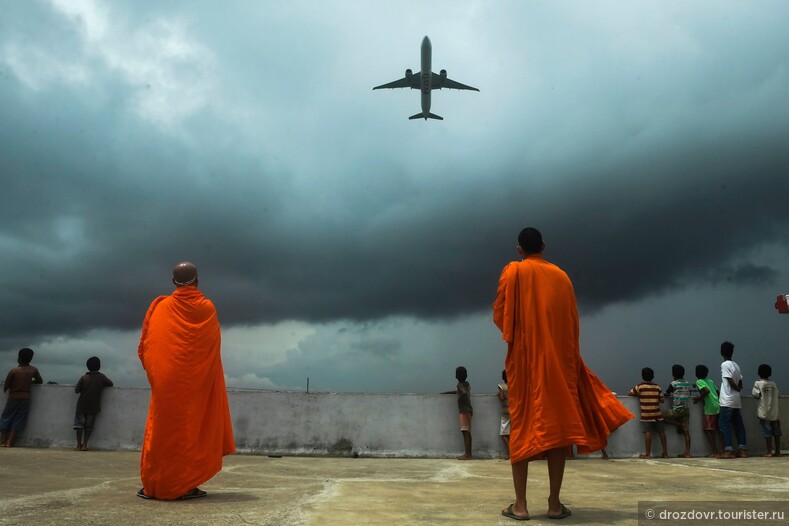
<box><xmin>629</xmin><ymin>367</ymin><xmax>668</xmax><ymax>459</ymax></box>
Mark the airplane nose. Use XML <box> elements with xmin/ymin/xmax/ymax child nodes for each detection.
<box><xmin>422</xmin><ymin>36</ymin><xmax>431</xmax><ymax>49</ymax></box>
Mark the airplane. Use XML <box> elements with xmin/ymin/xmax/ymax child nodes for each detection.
<box><xmin>373</xmin><ymin>36</ymin><xmax>479</xmax><ymax>121</ymax></box>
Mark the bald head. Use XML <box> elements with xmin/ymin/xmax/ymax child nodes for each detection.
<box><xmin>172</xmin><ymin>261</ymin><xmax>198</xmax><ymax>287</ymax></box>
<box><xmin>517</xmin><ymin>227</ymin><xmax>545</xmax><ymax>255</ymax></box>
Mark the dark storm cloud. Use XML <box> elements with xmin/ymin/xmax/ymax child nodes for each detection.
<box><xmin>2</xmin><ymin>0</ymin><xmax>789</xmax><ymax>350</ymax></box>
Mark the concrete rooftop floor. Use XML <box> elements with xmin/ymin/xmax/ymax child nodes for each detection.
<box><xmin>1</xmin><ymin>448</ymin><xmax>788</xmax><ymax>525</ymax></box>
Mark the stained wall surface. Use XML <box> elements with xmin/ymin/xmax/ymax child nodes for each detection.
<box><xmin>7</xmin><ymin>385</ymin><xmax>786</xmax><ymax>457</ymax></box>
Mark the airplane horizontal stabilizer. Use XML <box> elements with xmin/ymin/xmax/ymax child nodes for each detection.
<box><xmin>409</xmin><ymin>112</ymin><xmax>443</xmax><ymax>120</ymax></box>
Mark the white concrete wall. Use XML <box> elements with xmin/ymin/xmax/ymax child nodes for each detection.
<box><xmin>8</xmin><ymin>385</ymin><xmax>787</xmax><ymax>457</ymax></box>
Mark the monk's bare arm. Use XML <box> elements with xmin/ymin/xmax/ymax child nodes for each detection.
<box><xmin>493</xmin><ymin>264</ymin><xmax>516</xmax><ymax>341</ymax></box>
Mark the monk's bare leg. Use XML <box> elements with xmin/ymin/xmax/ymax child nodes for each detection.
<box><xmin>504</xmin><ymin>459</ymin><xmax>529</xmax><ymax>519</ymax></box>
<box><xmin>546</xmin><ymin>448</ymin><xmax>569</xmax><ymax>517</ymax></box>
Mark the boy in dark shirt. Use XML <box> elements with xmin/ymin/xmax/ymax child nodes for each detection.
<box><xmin>1</xmin><ymin>348</ymin><xmax>43</xmax><ymax>447</ymax></box>
<box><xmin>455</xmin><ymin>366</ymin><xmax>473</xmax><ymax>460</ymax></box>
<box><xmin>74</xmin><ymin>356</ymin><xmax>113</xmax><ymax>451</ymax></box>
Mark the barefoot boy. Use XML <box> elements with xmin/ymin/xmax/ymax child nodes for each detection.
<box><xmin>663</xmin><ymin>364</ymin><xmax>692</xmax><ymax>458</ymax></box>
<box><xmin>752</xmin><ymin>364</ymin><xmax>781</xmax><ymax>457</ymax></box>
<box><xmin>629</xmin><ymin>367</ymin><xmax>668</xmax><ymax>459</ymax></box>
<box><xmin>497</xmin><ymin>369</ymin><xmax>510</xmax><ymax>459</ymax></box>
<box><xmin>74</xmin><ymin>356</ymin><xmax>114</xmax><ymax>451</ymax></box>
<box><xmin>693</xmin><ymin>365</ymin><xmax>722</xmax><ymax>457</ymax></box>
<box><xmin>454</xmin><ymin>366</ymin><xmax>473</xmax><ymax>460</ymax></box>
<box><xmin>0</xmin><ymin>348</ymin><xmax>43</xmax><ymax>447</ymax></box>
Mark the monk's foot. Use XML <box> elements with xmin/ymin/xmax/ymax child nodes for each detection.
<box><xmin>457</xmin><ymin>454</ymin><xmax>472</xmax><ymax>461</ymax></box>
<box><xmin>137</xmin><ymin>488</ymin><xmax>154</xmax><ymax>500</ymax></box>
<box><xmin>547</xmin><ymin>499</ymin><xmax>572</xmax><ymax>520</ymax></box>
<box><xmin>501</xmin><ymin>503</ymin><xmax>529</xmax><ymax>521</ymax></box>
<box><xmin>638</xmin><ymin>453</ymin><xmax>651</xmax><ymax>459</ymax></box>
<box><xmin>179</xmin><ymin>488</ymin><xmax>207</xmax><ymax>500</ymax></box>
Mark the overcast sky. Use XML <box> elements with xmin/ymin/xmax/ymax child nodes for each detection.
<box><xmin>2</xmin><ymin>0</ymin><xmax>788</xmax><ymax>396</ymax></box>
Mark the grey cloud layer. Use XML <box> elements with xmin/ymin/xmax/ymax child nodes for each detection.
<box><xmin>1</xmin><ymin>1</ymin><xmax>788</xmax><ymax>349</ymax></box>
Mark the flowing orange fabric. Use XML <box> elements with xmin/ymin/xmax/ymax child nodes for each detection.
<box><xmin>493</xmin><ymin>255</ymin><xmax>633</xmax><ymax>463</ymax></box>
<box><xmin>138</xmin><ymin>286</ymin><xmax>235</xmax><ymax>500</ymax></box>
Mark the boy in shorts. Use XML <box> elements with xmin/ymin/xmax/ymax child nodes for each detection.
<box><xmin>73</xmin><ymin>356</ymin><xmax>114</xmax><ymax>451</ymax></box>
<box><xmin>663</xmin><ymin>364</ymin><xmax>691</xmax><ymax>458</ymax></box>
<box><xmin>752</xmin><ymin>364</ymin><xmax>781</xmax><ymax>457</ymax></box>
<box><xmin>497</xmin><ymin>369</ymin><xmax>510</xmax><ymax>459</ymax></box>
<box><xmin>455</xmin><ymin>366</ymin><xmax>473</xmax><ymax>460</ymax></box>
<box><xmin>0</xmin><ymin>348</ymin><xmax>43</xmax><ymax>447</ymax></box>
<box><xmin>628</xmin><ymin>367</ymin><xmax>668</xmax><ymax>459</ymax></box>
<box><xmin>693</xmin><ymin>364</ymin><xmax>721</xmax><ymax>457</ymax></box>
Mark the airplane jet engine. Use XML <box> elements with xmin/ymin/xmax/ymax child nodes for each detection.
<box><xmin>405</xmin><ymin>69</ymin><xmax>412</xmax><ymax>79</ymax></box>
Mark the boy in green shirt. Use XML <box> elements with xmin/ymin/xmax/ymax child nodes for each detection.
<box><xmin>692</xmin><ymin>364</ymin><xmax>721</xmax><ymax>458</ymax></box>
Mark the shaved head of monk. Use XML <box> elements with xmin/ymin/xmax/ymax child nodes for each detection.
<box><xmin>172</xmin><ymin>261</ymin><xmax>199</xmax><ymax>287</ymax></box>
<box><xmin>517</xmin><ymin>227</ymin><xmax>545</xmax><ymax>255</ymax></box>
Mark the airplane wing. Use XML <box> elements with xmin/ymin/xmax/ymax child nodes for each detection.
<box><xmin>431</xmin><ymin>72</ymin><xmax>479</xmax><ymax>91</ymax></box>
<box><xmin>373</xmin><ymin>76</ymin><xmax>420</xmax><ymax>90</ymax></box>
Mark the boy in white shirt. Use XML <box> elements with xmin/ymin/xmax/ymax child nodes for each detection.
<box><xmin>719</xmin><ymin>341</ymin><xmax>747</xmax><ymax>458</ymax></box>
<box><xmin>752</xmin><ymin>364</ymin><xmax>781</xmax><ymax>457</ymax></box>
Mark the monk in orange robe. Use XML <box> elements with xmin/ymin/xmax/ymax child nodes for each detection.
<box><xmin>493</xmin><ymin>228</ymin><xmax>633</xmax><ymax>521</ymax></box>
<box><xmin>137</xmin><ymin>262</ymin><xmax>236</xmax><ymax>500</ymax></box>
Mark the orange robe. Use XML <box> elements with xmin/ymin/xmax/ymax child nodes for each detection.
<box><xmin>493</xmin><ymin>255</ymin><xmax>633</xmax><ymax>463</ymax></box>
<box><xmin>138</xmin><ymin>286</ymin><xmax>236</xmax><ymax>500</ymax></box>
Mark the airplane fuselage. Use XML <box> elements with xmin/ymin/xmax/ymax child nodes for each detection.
<box><xmin>373</xmin><ymin>35</ymin><xmax>477</xmax><ymax>120</ymax></box>
<box><xmin>420</xmin><ymin>36</ymin><xmax>432</xmax><ymax>118</ymax></box>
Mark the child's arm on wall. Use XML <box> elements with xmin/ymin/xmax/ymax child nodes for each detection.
<box><xmin>693</xmin><ymin>386</ymin><xmax>709</xmax><ymax>404</ymax></box>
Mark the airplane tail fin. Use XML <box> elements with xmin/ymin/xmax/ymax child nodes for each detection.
<box><xmin>409</xmin><ymin>112</ymin><xmax>443</xmax><ymax>121</ymax></box>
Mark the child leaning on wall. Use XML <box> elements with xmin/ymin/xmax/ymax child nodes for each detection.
<box><xmin>0</xmin><ymin>348</ymin><xmax>43</xmax><ymax>447</ymax></box>
<box><xmin>73</xmin><ymin>356</ymin><xmax>114</xmax><ymax>451</ymax></box>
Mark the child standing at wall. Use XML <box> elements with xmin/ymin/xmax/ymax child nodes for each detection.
<box><xmin>497</xmin><ymin>369</ymin><xmax>510</xmax><ymax>459</ymax></box>
<box><xmin>663</xmin><ymin>364</ymin><xmax>692</xmax><ymax>458</ymax></box>
<box><xmin>74</xmin><ymin>356</ymin><xmax>114</xmax><ymax>451</ymax></box>
<box><xmin>628</xmin><ymin>367</ymin><xmax>668</xmax><ymax>459</ymax></box>
<box><xmin>0</xmin><ymin>348</ymin><xmax>43</xmax><ymax>447</ymax></box>
<box><xmin>693</xmin><ymin>364</ymin><xmax>722</xmax><ymax>458</ymax></box>
<box><xmin>752</xmin><ymin>364</ymin><xmax>781</xmax><ymax>457</ymax></box>
<box><xmin>455</xmin><ymin>366</ymin><xmax>473</xmax><ymax>460</ymax></box>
